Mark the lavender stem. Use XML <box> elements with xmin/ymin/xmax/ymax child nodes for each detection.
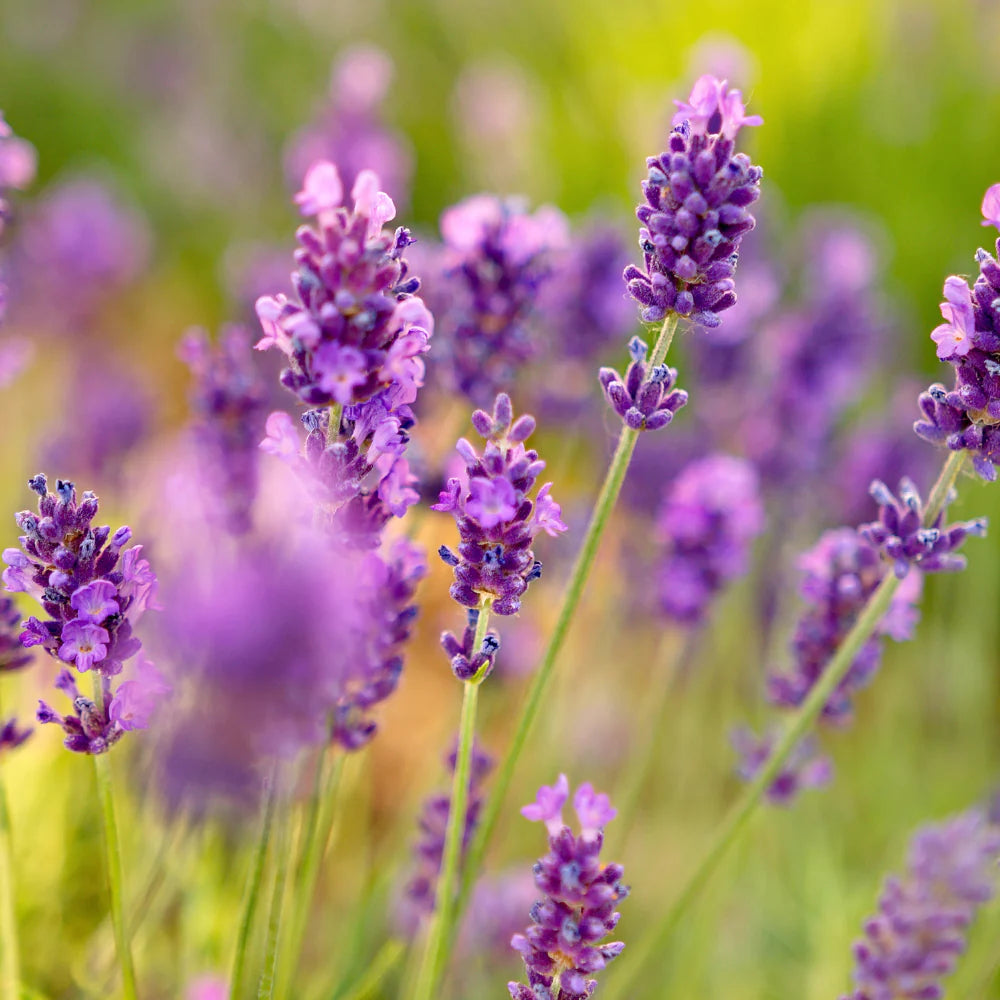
<box><xmin>257</xmin><ymin>777</ymin><xmax>292</xmax><ymax>1000</ymax></box>
<box><xmin>412</xmin><ymin>598</ymin><xmax>493</xmax><ymax>1000</ymax></box>
<box><xmin>338</xmin><ymin>938</ymin><xmax>405</xmax><ymax>1000</ymax></box>
<box><xmin>605</xmin><ymin>448</ymin><xmax>968</xmax><ymax>997</ymax></box>
<box><xmin>229</xmin><ymin>766</ymin><xmax>279</xmax><ymax>1000</ymax></box>
<box><xmin>91</xmin><ymin>674</ymin><xmax>138</xmax><ymax>1000</ymax></box>
<box><xmin>455</xmin><ymin>312</ymin><xmax>679</xmax><ymax>930</ymax></box>
<box><xmin>0</xmin><ymin>691</ymin><xmax>19</xmax><ymax>1000</ymax></box>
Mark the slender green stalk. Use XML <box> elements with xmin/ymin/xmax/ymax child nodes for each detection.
<box><xmin>456</xmin><ymin>314</ymin><xmax>679</xmax><ymax>925</ymax></box>
<box><xmin>337</xmin><ymin>939</ymin><xmax>405</xmax><ymax>1000</ymax></box>
<box><xmin>326</xmin><ymin>403</ymin><xmax>344</xmax><ymax>447</ymax></box>
<box><xmin>230</xmin><ymin>767</ymin><xmax>280</xmax><ymax>1000</ymax></box>
<box><xmin>411</xmin><ymin>600</ymin><xmax>493</xmax><ymax>1000</ymax></box>
<box><xmin>606</xmin><ymin>449</ymin><xmax>968</xmax><ymax>997</ymax></box>
<box><xmin>257</xmin><ymin>784</ymin><xmax>292</xmax><ymax>1000</ymax></box>
<box><xmin>0</xmin><ymin>758</ymin><xmax>19</xmax><ymax>1000</ymax></box>
<box><xmin>276</xmin><ymin>750</ymin><xmax>345</xmax><ymax>999</ymax></box>
<box><xmin>91</xmin><ymin>675</ymin><xmax>138</xmax><ymax>1000</ymax></box>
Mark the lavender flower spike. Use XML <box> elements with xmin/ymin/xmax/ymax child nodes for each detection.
<box><xmin>841</xmin><ymin>806</ymin><xmax>1000</xmax><ymax>1000</ymax></box>
<box><xmin>598</xmin><ymin>335</ymin><xmax>689</xmax><ymax>433</ymax></box>
<box><xmin>625</xmin><ymin>75</ymin><xmax>762</xmax><ymax>328</ymax></box>
<box><xmin>433</xmin><ymin>393</ymin><xmax>567</xmax><ymax>618</ymax></box>
<box><xmin>509</xmin><ymin>778</ymin><xmax>628</xmax><ymax>1000</ymax></box>
<box><xmin>861</xmin><ymin>478</ymin><xmax>986</xmax><ymax>578</ymax></box>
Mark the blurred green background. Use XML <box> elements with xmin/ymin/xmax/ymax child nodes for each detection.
<box><xmin>1</xmin><ymin>0</ymin><xmax>999</xmax><ymax>997</ymax></box>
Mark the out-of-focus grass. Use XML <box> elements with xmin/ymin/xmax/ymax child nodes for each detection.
<box><xmin>0</xmin><ymin>0</ymin><xmax>999</xmax><ymax>997</ymax></box>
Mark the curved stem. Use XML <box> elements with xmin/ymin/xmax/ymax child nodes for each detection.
<box><xmin>326</xmin><ymin>403</ymin><xmax>344</xmax><ymax>447</ymax></box>
<box><xmin>337</xmin><ymin>938</ymin><xmax>405</xmax><ymax>1000</ymax></box>
<box><xmin>92</xmin><ymin>675</ymin><xmax>138</xmax><ymax>1000</ymax></box>
<box><xmin>606</xmin><ymin>449</ymin><xmax>968</xmax><ymax>997</ymax></box>
<box><xmin>276</xmin><ymin>750</ymin><xmax>344</xmax><ymax>999</ymax></box>
<box><xmin>257</xmin><ymin>782</ymin><xmax>292</xmax><ymax>1000</ymax></box>
<box><xmin>230</xmin><ymin>766</ymin><xmax>279</xmax><ymax>1000</ymax></box>
<box><xmin>412</xmin><ymin>600</ymin><xmax>493</xmax><ymax>1000</ymax></box>
<box><xmin>456</xmin><ymin>314</ymin><xmax>679</xmax><ymax>927</ymax></box>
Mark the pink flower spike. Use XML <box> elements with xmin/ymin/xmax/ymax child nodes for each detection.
<box><xmin>573</xmin><ymin>783</ymin><xmax>617</xmax><ymax>836</ymax></box>
<box><xmin>521</xmin><ymin>774</ymin><xmax>570</xmax><ymax>836</ymax></box>
<box><xmin>295</xmin><ymin>161</ymin><xmax>344</xmax><ymax>219</ymax></box>
<box><xmin>981</xmin><ymin>184</ymin><xmax>1000</xmax><ymax>231</ymax></box>
<box><xmin>930</xmin><ymin>276</ymin><xmax>976</xmax><ymax>359</ymax></box>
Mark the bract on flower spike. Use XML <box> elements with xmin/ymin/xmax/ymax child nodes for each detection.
<box><xmin>3</xmin><ymin>475</ymin><xmax>164</xmax><ymax>753</ymax></box>
<box><xmin>508</xmin><ymin>777</ymin><xmax>628</xmax><ymax>1000</ymax></box>
<box><xmin>433</xmin><ymin>392</ymin><xmax>567</xmax><ymax>621</ymax></box>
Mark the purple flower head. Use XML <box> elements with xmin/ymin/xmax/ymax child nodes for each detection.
<box><xmin>179</xmin><ymin>325</ymin><xmax>268</xmax><ymax>535</ymax></box>
<box><xmin>433</xmin><ymin>393</ymin><xmax>566</xmax><ymax>617</ymax></box>
<box><xmin>509</xmin><ymin>778</ymin><xmax>628</xmax><ymax>1000</ymax></box>
<box><xmin>842</xmin><ymin>807</ymin><xmax>1000</xmax><ymax>1000</ymax></box>
<box><xmin>428</xmin><ymin>194</ymin><xmax>569</xmax><ymax>405</ymax></box>
<box><xmin>930</xmin><ymin>275</ymin><xmax>976</xmax><ymax>360</ymax></box>
<box><xmin>768</xmin><ymin>529</ymin><xmax>923</xmax><ymax>726</ymax></box>
<box><xmin>255</xmin><ymin>160</ymin><xmax>431</xmax><ymax>410</ymax></box>
<box><xmin>626</xmin><ymin>77</ymin><xmax>762</xmax><ymax>327</ymax></box>
<box><xmin>599</xmin><ymin>335</ymin><xmax>689</xmax><ymax>432</ymax></box>
<box><xmin>5</xmin><ymin>475</ymin><xmax>155</xmax><ymax>681</ymax></box>
<box><xmin>398</xmin><ymin>741</ymin><xmax>494</xmax><ymax>936</ymax></box>
<box><xmin>0</xmin><ymin>596</ymin><xmax>32</xmax><ymax>673</ymax></box>
<box><xmin>982</xmin><ymin>183</ymin><xmax>1000</xmax><ymax>231</ymax></box>
<box><xmin>521</xmin><ymin>773</ymin><xmax>570</xmax><ymax>836</ymax></box>
<box><xmin>672</xmin><ymin>74</ymin><xmax>763</xmax><ymax>140</ymax></box>
<box><xmin>860</xmin><ymin>478</ymin><xmax>986</xmax><ymax>579</ymax></box>
<box><xmin>440</xmin><ymin>606</ymin><xmax>500</xmax><ymax>682</ymax></box>
<box><xmin>656</xmin><ymin>454</ymin><xmax>765</xmax><ymax>625</ymax></box>
<box><xmin>731</xmin><ymin>726</ymin><xmax>831</xmax><ymax>806</ymax></box>
<box><xmin>0</xmin><ymin>113</ymin><xmax>36</xmax><ymax>236</ymax></box>
<box><xmin>284</xmin><ymin>45</ymin><xmax>413</xmax><ymax>210</ymax></box>
<box><xmin>0</xmin><ymin>717</ymin><xmax>31</xmax><ymax>757</ymax></box>
<box><xmin>914</xmin><ymin>382</ymin><xmax>1000</xmax><ymax>483</ymax></box>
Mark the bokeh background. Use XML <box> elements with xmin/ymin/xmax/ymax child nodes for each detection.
<box><xmin>1</xmin><ymin>0</ymin><xmax>999</xmax><ymax>997</ymax></box>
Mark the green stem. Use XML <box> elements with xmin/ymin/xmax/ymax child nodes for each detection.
<box><xmin>230</xmin><ymin>767</ymin><xmax>279</xmax><ymax>1000</ymax></box>
<box><xmin>276</xmin><ymin>750</ymin><xmax>345</xmax><ymax>999</ymax></box>
<box><xmin>337</xmin><ymin>939</ymin><xmax>405</xmax><ymax>1000</ymax></box>
<box><xmin>0</xmin><ymin>755</ymin><xmax>19</xmax><ymax>1000</ymax></box>
<box><xmin>412</xmin><ymin>600</ymin><xmax>493</xmax><ymax>1000</ymax></box>
<box><xmin>91</xmin><ymin>675</ymin><xmax>138</xmax><ymax>1000</ymax></box>
<box><xmin>257</xmin><ymin>781</ymin><xmax>292</xmax><ymax>1000</ymax></box>
<box><xmin>606</xmin><ymin>449</ymin><xmax>968</xmax><ymax>997</ymax></box>
<box><xmin>326</xmin><ymin>403</ymin><xmax>343</xmax><ymax>447</ymax></box>
<box><xmin>456</xmin><ymin>314</ymin><xmax>679</xmax><ymax>926</ymax></box>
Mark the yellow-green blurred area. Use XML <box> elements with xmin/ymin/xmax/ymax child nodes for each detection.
<box><xmin>1</xmin><ymin>0</ymin><xmax>1000</xmax><ymax>998</ymax></box>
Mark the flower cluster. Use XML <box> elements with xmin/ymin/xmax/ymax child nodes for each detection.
<box><xmin>3</xmin><ymin>476</ymin><xmax>162</xmax><ymax>753</ymax></box>
<box><xmin>434</xmin><ymin>393</ymin><xmax>566</xmax><ymax>616</ymax></box>
<box><xmin>441</xmin><ymin>606</ymin><xmax>500</xmax><ymax>681</ymax></box>
<box><xmin>656</xmin><ymin>454</ymin><xmax>765</xmax><ymax>625</ymax></box>
<box><xmin>399</xmin><ymin>742</ymin><xmax>493</xmax><ymax>935</ymax></box>
<box><xmin>255</xmin><ymin>160</ymin><xmax>431</xmax><ymax>410</ymax></box>
<box><xmin>914</xmin><ymin>186</ymin><xmax>1000</xmax><ymax>480</ymax></box>
<box><xmin>284</xmin><ymin>45</ymin><xmax>413</xmax><ymax>209</ymax></box>
<box><xmin>767</xmin><ymin>528</ymin><xmax>922</xmax><ymax>726</ymax></box>
<box><xmin>429</xmin><ymin>194</ymin><xmax>569</xmax><ymax>405</ymax></box>
<box><xmin>180</xmin><ymin>325</ymin><xmax>268</xmax><ymax>535</ymax></box>
<box><xmin>625</xmin><ymin>75</ymin><xmax>762</xmax><ymax>328</ymax></box>
<box><xmin>841</xmin><ymin>807</ymin><xmax>1000</xmax><ymax>1000</ymax></box>
<box><xmin>599</xmin><ymin>335</ymin><xmax>688</xmax><ymax>433</ymax></box>
<box><xmin>860</xmin><ymin>478</ymin><xmax>986</xmax><ymax>579</ymax></box>
<box><xmin>509</xmin><ymin>775</ymin><xmax>628</xmax><ymax>1000</ymax></box>
<box><xmin>0</xmin><ymin>595</ymin><xmax>32</xmax><ymax>757</ymax></box>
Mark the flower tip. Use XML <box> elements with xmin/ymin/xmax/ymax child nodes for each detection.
<box><xmin>295</xmin><ymin>161</ymin><xmax>344</xmax><ymax>218</ymax></box>
<box><xmin>981</xmin><ymin>183</ymin><xmax>1000</xmax><ymax>231</ymax></box>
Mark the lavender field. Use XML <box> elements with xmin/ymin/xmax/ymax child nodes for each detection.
<box><xmin>1</xmin><ymin>1</ymin><xmax>999</xmax><ymax>998</ymax></box>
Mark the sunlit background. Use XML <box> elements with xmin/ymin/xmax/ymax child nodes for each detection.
<box><xmin>1</xmin><ymin>0</ymin><xmax>999</xmax><ymax>997</ymax></box>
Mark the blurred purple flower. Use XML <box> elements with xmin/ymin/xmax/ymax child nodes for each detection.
<box><xmin>0</xmin><ymin>717</ymin><xmax>31</xmax><ymax>757</ymax></box>
<box><xmin>0</xmin><ymin>112</ymin><xmax>36</xmax><ymax>236</ymax></box>
<box><xmin>981</xmin><ymin>183</ymin><xmax>1000</xmax><ymax>230</ymax></box>
<box><xmin>731</xmin><ymin>726</ymin><xmax>831</xmax><ymax>806</ymax></box>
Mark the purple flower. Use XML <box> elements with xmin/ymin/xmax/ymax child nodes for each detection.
<box><xmin>0</xmin><ymin>596</ymin><xmax>32</xmax><ymax>673</ymax></box>
<box><xmin>426</xmin><ymin>194</ymin><xmax>569</xmax><ymax>405</ymax></box>
<box><xmin>861</xmin><ymin>478</ymin><xmax>986</xmax><ymax>578</ymax></box>
<box><xmin>767</xmin><ymin>529</ymin><xmax>923</xmax><ymax>726</ymax></box>
<box><xmin>179</xmin><ymin>325</ymin><xmax>268</xmax><ymax>535</ymax></box>
<box><xmin>58</xmin><ymin>620</ymin><xmax>110</xmax><ymax>671</ymax></box>
<box><xmin>982</xmin><ymin>183</ymin><xmax>1000</xmax><ymax>230</ymax></box>
<box><xmin>930</xmin><ymin>276</ymin><xmax>976</xmax><ymax>359</ymax></box>
<box><xmin>398</xmin><ymin>743</ymin><xmax>493</xmax><ymax>936</ymax></box>
<box><xmin>599</xmin><ymin>335</ymin><xmax>689</xmax><ymax>432</ymax></box>
<box><xmin>69</xmin><ymin>580</ymin><xmax>120</xmax><ymax>622</ymax></box>
<box><xmin>108</xmin><ymin>658</ymin><xmax>171</xmax><ymax>732</ymax></box>
<box><xmin>841</xmin><ymin>807</ymin><xmax>1000</xmax><ymax>1000</ymax></box>
<box><xmin>0</xmin><ymin>112</ymin><xmax>35</xmax><ymax>236</ymax></box>
<box><xmin>656</xmin><ymin>454</ymin><xmax>765</xmax><ymax>625</ymax></box>
<box><xmin>255</xmin><ymin>161</ymin><xmax>430</xmax><ymax>410</ymax></box>
<box><xmin>731</xmin><ymin>726</ymin><xmax>831</xmax><ymax>806</ymax></box>
<box><xmin>440</xmin><ymin>607</ymin><xmax>500</xmax><ymax>682</ymax></box>
<box><xmin>434</xmin><ymin>393</ymin><xmax>566</xmax><ymax>618</ymax></box>
<box><xmin>626</xmin><ymin>75</ymin><xmax>762</xmax><ymax>327</ymax></box>
<box><xmin>0</xmin><ymin>717</ymin><xmax>31</xmax><ymax>756</ymax></box>
<box><xmin>509</xmin><ymin>778</ymin><xmax>628</xmax><ymax>1000</ymax></box>
<box><xmin>672</xmin><ymin>74</ymin><xmax>763</xmax><ymax>140</ymax></box>
<box><xmin>914</xmin><ymin>383</ymin><xmax>1000</xmax><ymax>483</ymax></box>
